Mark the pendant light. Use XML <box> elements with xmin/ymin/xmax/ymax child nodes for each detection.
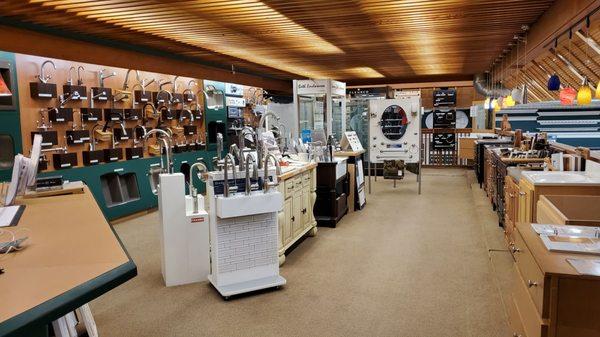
<box><xmin>0</xmin><ymin>75</ymin><xmax>11</xmax><ymax>97</ymax></box>
<box><xmin>547</xmin><ymin>39</ymin><xmax>561</xmax><ymax>91</ymax></box>
<box><xmin>577</xmin><ymin>19</ymin><xmax>593</xmax><ymax>105</ymax></box>
<box><xmin>560</xmin><ymin>30</ymin><xmax>576</xmax><ymax>105</ymax></box>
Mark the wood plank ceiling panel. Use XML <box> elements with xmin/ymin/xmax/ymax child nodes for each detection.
<box><xmin>0</xmin><ymin>0</ymin><xmax>555</xmax><ymax>83</ymax></box>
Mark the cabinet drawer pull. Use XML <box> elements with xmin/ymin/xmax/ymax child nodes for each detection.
<box><xmin>527</xmin><ymin>280</ymin><xmax>538</xmax><ymax>288</ymax></box>
<box><xmin>511</xmin><ymin>246</ymin><xmax>521</xmax><ymax>253</ymax></box>
<box><xmin>302</xmin><ymin>208</ymin><xmax>307</xmax><ymax>214</ymax></box>
<box><xmin>291</xmin><ymin>216</ymin><xmax>295</xmax><ymax>222</ymax></box>
<box><xmin>518</xmin><ymin>192</ymin><xmax>526</xmax><ymax>196</ymax></box>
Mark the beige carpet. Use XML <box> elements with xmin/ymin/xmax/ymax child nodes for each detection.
<box><xmin>91</xmin><ymin>168</ymin><xmax>512</xmax><ymax>337</ymax></box>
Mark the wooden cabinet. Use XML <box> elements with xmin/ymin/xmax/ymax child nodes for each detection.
<box><xmin>504</xmin><ymin>176</ymin><xmax>519</xmax><ymax>244</ymax></box>
<box><xmin>506</xmin><ymin>223</ymin><xmax>600</xmax><ymax>337</ymax></box>
<box><xmin>517</xmin><ymin>178</ymin><xmax>600</xmax><ymax>224</ymax></box>
<box><xmin>277</xmin><ymin>165</ymin><xmax>317</xmax><ymax>265</ymax></box>
<box><xmin>537</xmin><ymin>195</ymin><xmax>600</xmax><ymax>226</ymax></box>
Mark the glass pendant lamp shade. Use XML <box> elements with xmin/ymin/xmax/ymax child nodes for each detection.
<box><xmin>577</xmin><ymin>82</ymin><xmax>592</xmax><ymax>105</ymax></box>
<box><xmin>504</xmin><ymin>95</ymin><xmax>516</xmax><ymax>107</ymax></box>
<box><xmin>548</xmin><ymin>74</ymin><xmax>561</xmax><ymax>91</ymax></box>
<box><xmin>560</xmin><ymin>87</ymin><xmax>577</xmax><ymax>105</ymax></box>
<box><xmin>0</xmin><ymin>76</ymin><xmax>11</xmax><ymax>97</ymax></box>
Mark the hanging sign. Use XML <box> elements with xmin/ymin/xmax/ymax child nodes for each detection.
<box><xmin>296</xmin><ymin>79</ymin><xmax>328</xmax><ymax>95</ymax></box>
<box><xmin>433</xmin><ymin>88</ymin><xmax>457</xmax><ymax>107</ymax></box>
<box><xmin>331</xmin><ymin>80</ymin><xmax>346</xmax><ymax>96</ymax></box>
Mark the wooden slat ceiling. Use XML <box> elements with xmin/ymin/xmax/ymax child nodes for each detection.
<box><xmin>0</xmin><ymin>0</ymin><xmax>555</xmax><ymax>84</ymax></box>
<box><xmin>503</xmin><ymin>17</ymin><xmax>600</xmax><ymax>102</ymax></box>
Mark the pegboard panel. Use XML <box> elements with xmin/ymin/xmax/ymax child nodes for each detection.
<box><xmin>15</xmin><ymin>53</ymin><xmax>206</xmax><ymax>172</ymax></box>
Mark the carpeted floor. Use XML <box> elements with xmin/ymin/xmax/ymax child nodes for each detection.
<box><xmin>91</xmin><ymin>168</ymin><xmax>513</xmax><ymax>337</ymax></box>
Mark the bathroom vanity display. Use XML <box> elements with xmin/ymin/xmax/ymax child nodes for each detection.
<box><xmin>276</xmin><ymin>162</ymin><xmax>318</xmax><ymax>265</ymax></box>
<box><xmin>206</xmin><ymin>157</ymin><xmax>286</xmax><ymax>298</ymax></box>
<box><xmin>505</xmin><ymin>222</ymin><xmax>600</xmax><ymax>337</ymax></box>
<box><xmin>314</xmin><ymin>157</ymin><xmax>349</xmax><ymax>227</ymax></box>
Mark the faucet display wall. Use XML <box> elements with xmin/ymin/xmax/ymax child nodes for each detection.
<box><xmin>207</xmin><ymin>153</ymin><xmax>286</xmax><ymax>299</ymax></box>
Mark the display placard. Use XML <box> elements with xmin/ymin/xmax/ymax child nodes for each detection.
<box><xmin>433</xmin><ymin>89</ymin><xmax>457</xmax><ymax>107</ymax></box>
<box><xmin>340</xmin><ymin>131</ymin><xmax>364</xmax><ymax>152</ymax></box>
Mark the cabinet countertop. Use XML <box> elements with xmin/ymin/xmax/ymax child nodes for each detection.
<box><xmin>278</xmin><ymin>162</ymin><xmax>317</xmax><ymax>181</ymax></box>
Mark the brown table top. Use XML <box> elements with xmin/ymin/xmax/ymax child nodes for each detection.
<box><xmin>334</xmin><ymin>149</ymin><xmax>365</xmax><ymax>157</ymax></box>
<box><xmin>0</xmin><ymin>186</ymin><xmax>133</xmax><ymax>325</ymax></box>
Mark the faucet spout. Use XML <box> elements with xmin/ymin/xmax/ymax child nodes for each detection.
<box><xmin>223</xmin><ymin>153</ymin><xmax>238</xmax><ymax>197</ymax></box>
<box><xmin>244</xmin><ymin>153</ymin><xmax>258</xmax><ymax>195</ymax></box>
<box><xmin>38</xmin><ymin>60</ymin><xmax>56</xmax><ymax>84</ymax></box>
<box><xmin>263</xmin><ymin>153</ymin><xmax>281</xmax><ymax>193</ymax></box>
<box><xmin>143</xmin><ymin>128</ymin><xmax>173</xmax><ymax>174</ymax></box>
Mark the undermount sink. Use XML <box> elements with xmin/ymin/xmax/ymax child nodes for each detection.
<box><xmin>522</xmin><ymin>171</ymin><xmax>600</xmax><ymax>185</ymax></box>
<box><xmin>216</xmin><ymin>191</ymin><xmax>283</xmax><ymax>218</ymax></box>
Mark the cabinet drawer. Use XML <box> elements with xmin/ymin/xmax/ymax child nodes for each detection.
<box><xmin>284</xmin><ymin>179</ymin><xmax>295</xmax><ymax>198</ymax></box>
<box><xmin>513</xmin><ymin>230</ymin><xmax>546</xmax><ymax>317</ymax></box>
<box><xmin>294</xmin><ymin>176</ymin><xmax>303</xmax><ymax>188</ymax></box>
<box><xmin>512</xmin><ymin>268</ymin><xmax>548</xmax><ymax>337</ymax></box>
<box><xmin>302</xmin><ymin>172</ymin><xmax>311</xmax><ymax>187</ymax></box>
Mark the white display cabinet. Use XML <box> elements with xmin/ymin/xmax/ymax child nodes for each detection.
<box><xmin>287</xmin><ymin>79</ymin><xmax>346</xmax><ymax>141</ymax></box>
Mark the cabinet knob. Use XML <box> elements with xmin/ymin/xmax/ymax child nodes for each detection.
<box><xmin>519</xmin><ymin>192</ymin><xmax>526</xmax><ymax>196</ymax></box>
<box><xmin>302</xmin><ymin>208</ymin><xmax>307</xmax><ymax>214</ymax></box>
<box><xmin>291</xmin><ymin>216</ymin><xmax>295</xmax><ymax>222</ymax></box>
<box><xmin>511</xmin><ymin>246</ymin><xmax>521</xmax><ymax>253</ymax></box>
<box><xmin>527</xmin><ymin>280</ymin><xmax>538</xmax><ymax>288</ymax></box>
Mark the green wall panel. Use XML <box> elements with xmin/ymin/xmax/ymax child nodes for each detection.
<box><xmin>0</xmin><ymin>52</ymin><xmax>22</xmax><ymax>181</ymax></box>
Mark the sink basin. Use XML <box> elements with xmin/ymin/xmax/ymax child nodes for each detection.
<box><xmin>522</xmin><ymin>171</ymin><xmax>597</xmax><ymax>185</ymax></box>
<box><xmin>216</xmin><ymin>191</ymin><xmax>283</xmax><ymax>218</ymax></box>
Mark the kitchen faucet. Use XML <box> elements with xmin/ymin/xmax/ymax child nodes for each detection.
<box><xmin>229</xmin><ymin>144</ymin><xmax>242</xmax><ymax>171</ymax></box>
<box><xmin>244</xmin><ymin>153</ymin><xmax>258</xmax><ymax>195</ymax></box>
<box><xmin>98</xmin><ymin>69</ymin><xmax>116</xmax><ymax>87</ymax></box>
<box><xmin>37</xmin><ymin>60</ymin><xmax>56</xmax><ymax>84</ymax></box>
<box><xmin>189</xmin><ymin>160</ymin><xmax>208</xmax><ymax>213</ymax></box>
<box><xmin>213</xmin><ymin>133</ymin><xmax>224</xmax><ymax>171</ymax></box>
<box><xmin>223</xmin><ymin>153</ymin><xmax>238</xmax><ymax>197</ymax></box>
<box><xmin>263</xmin><ymin>153</ymin><xmax>281</xmax><ymax>193</ymax></box>
<box><xmin>122</xmin><ymin>69</ymin><xmax>139</xmax><ymax>90</ymax></box>
<box><xmin>143</xmin><ymin>128</ymin><xmax>173</xmax><ymax>174</ymax></box>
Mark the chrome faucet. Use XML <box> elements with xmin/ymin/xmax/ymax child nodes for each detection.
<box><xmin>143</xmin><ymin>128</ymin><xmax>173</xmax><ymax>174</ymax></box>
<box><xmin>213</xmin><ymin>133</ymin><xmax>224</xmax><ymax>171</ymax></box>
<box><xmin>230</xmin><ymin>144</ymin><xmax>242</xmax><ymax>171</ymax></box>
<box><xmin>156</xmin><ymin>89</ymin><xmax>173</xmax><ymax>105</ymax></box>
<box><xmin>189</xmin><ymin>160</ymin><xmax>208</xmax><ymax>213</ymax></box>
<box><xmin>37</xmin><ymin>60</ymin><xmax>56</xmax><ymax>84</ymax></box>
<box><xmin>67</xmin><ymin>66</ymin><xmax>75</xmax><ymax>85</ymax></box>
<box><xmin>258</xmin><ymin>111</ymin><xmax>280</xmax><ymax>132</ymax></box>
<box><xmin>263</xmin><ymin>153</ymin><xmax>281</xmax><ymax>193</ymax></box>
<box><xmin>179</xmin><ymin>108</ymin><xmax>195</xmax><ymax>124</ymax></box>
<box><xmin>256</xmin><ymin>111</ymin><xmax>280</xmax><ymax>169</ymax></box>
<box><xmin>59</xmin><ymin>90</ymin><xmax>80</xmax><ymax>107</ymax></box>
<box><xmin>122</xmin><ymin>69</ymin><xmax>139</xmax><ymax>90</ymax></box>
<box><xmin>244</xmin><ymin>153</ymin><xmax>258</xmax><ymax>195</ymax></box>
<box><xmin>223</xmin><ymin>153</ymin><xmax>238</xmax><ymax>197</ymax></box>
<box><xmin>142</xmin><ymin>102</ymin><xmax>158</xmax><ymax>120</ymax></box>
<box><xmin>77</xmin><ymin>66</ymin><xmax>85</xmax><ymax>85</ymax></box>
<box><xmin>172</xmin><ymin>76</ymin><xmax>179</xmax><ymax>92</ymax></box>
<box><xmin>133</xmin><ymin>125</ymin><xmax>146</xmax><ymax>147</ymax></box>
<box><xmin>89</xmin><ymin>88</ymin><xmax>106</xmax><ymax>109</ymax></box>
<box><xmin>98</xmin><ymin>69</ymin><xmax>116</xmax><ymax>87</ymax></box>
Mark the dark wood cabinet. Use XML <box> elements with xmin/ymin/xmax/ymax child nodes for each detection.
<box><xmin>314</xmin><ymin>161</ymin><xmax>348</xmax><ymax>227</ymax></box>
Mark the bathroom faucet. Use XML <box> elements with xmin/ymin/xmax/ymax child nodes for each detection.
<box><xmin>244</xmin><ymin>153</ymin><xmax>258</xmax><ymax>195</ymax></box>
<box><xmin>263</xmin><ymin>153</ymin><xmax>281</xmax><ymax>193</ymax></box>
<box><xmin>59</xmin><ymin>90</ymin><xmax>80</xmax><ymax>107</ymax></box>
<box><xmin>98</xmin><ymin>69</ymin><xmax>116</xmax><ymax>87</ymax></box>
<box><xmin>133</xmin><ymin>125</ymin><xmax>146</xmax><ymax>147</ymax></box>
<box><xmin>189</xmin><ymin>160</ymin><xmax>208</xmax><ymax>213</ymax></box>
<box><xmin>223</xmin><ymin>153</ymin><xmax>238</xmax><ymax>197</ymax></box>
<box><xmin>67</xmin><ymin>66</ymin><xmax>75</xmax><ymax>85</ymax></box>
<box><xmin>37</xmin><ymin>60</ymin><xmax>56</xmax><ymax>84</ymax></box>
<box><xmin>143</xmin><ymin>128</ymin><xmax>173</xmax><ymax>174</ymax></box>
<box><xmin>172</xmin><ymin>76</ymin><xmax>179</xmax><ymax>93</ymax></box>
<box><xmin>179</xmin><ymin>108</ymin><xmax>195</xmax><ymax>124</ymax></box>
<box><xmin>258</xmin><ymin>111</ymin><xmax>280</xmax><ymax>132</ymax></box>
<box><xmin>156</xmin><ymin>89</ymin><xmax>173</xmax><ymax>105</ymax></box>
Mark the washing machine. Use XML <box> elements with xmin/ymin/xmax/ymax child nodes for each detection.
<box><xmin>369</xmin><ymin>92</ymin><xmax>421</xmax><ymax>163</ymax></box>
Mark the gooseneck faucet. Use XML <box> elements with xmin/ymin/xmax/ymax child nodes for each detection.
<box><xmin>223</xmin><ymin>153</ymin><xmax>238</xmax><ymax>197</ymax></box>
<box><xmin>37</xmin><ymin>60</ymin><xmax>56</xmax><ymax>84</ymax></box>
<box><xmin>189</xmin><ymin>160</ymin><xmax>208</xmax><ymax>213</ymax></box>
<box><xmin>256</xmin><ymin>112</ymin><xmax>280</xmax><ymax>169</ymax></box>
<box><xmin>122</xmin><ymin>69</ymin><xmax>140</xmax><ymax>90</ymax></box>
<box><xmin>263</xmin><ymin>153</ymin><xmax>281</xmax><ymax>193</ymax></box>
<box><xmin>244</xmin><ymin>153</ymin><xmax>258</xmax><ymax>195</ymax></box>
<box><xmin>77</xmin><ymin>66</ymin><xmax>85</xmax><ymax>85</ymax></box>
<box><xmin>156</xmin><ymin>89</ymin><xmax>173</xmax><ymax>105</ymax></box>
<box><xmin>143</xmin><ymin>129</ymin><xmax>173</xmax><ymax>174</ymax></box>
<box><xmin>258</xmin><ymin>111</ymin><xmax>280</xmax><ymax>132</ymax></box>
<box><xmin>230</xmin><ymin>144</ymin><xmax>242</xmax><ymax>170</ymax></box>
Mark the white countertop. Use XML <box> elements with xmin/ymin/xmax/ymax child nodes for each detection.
<box><xmin>521</xmin><ymin>170</ymin><xmax>600</xmax><ymax>186</ymax></box>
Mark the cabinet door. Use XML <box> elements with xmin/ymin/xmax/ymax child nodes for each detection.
<box><xmin>302</xmin><ymin>186</ymin><xmax>310</xmax><ymax>227</ymax></box>
<box><xmin>283</xmin><ymin>198</ymin><xmax>293</xmax><ymax>245</ymax></box>
<box><xmin>293</xmin><ymin>192</ymin><xmax>303</xmax><ymax>237</ymax></box>
<box><xmin>517</xmin><ymin>183</ymin><xmax>534</xmax><ymax>224</ymax></box>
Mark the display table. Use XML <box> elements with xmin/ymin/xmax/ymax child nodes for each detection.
<box><xmin>335</xmin><ymin>149</ymin><xmax>366</xmax><ymax>212</ymax></box>
<box><xmin>0</xmin><ymin>186</ymin><xmax>137</xmax><ymax>337</ymax></box>
<box><xmin>277</xmin><ymin>162</ymin><xmax>317</xmax><ymax>265</ymax></box>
